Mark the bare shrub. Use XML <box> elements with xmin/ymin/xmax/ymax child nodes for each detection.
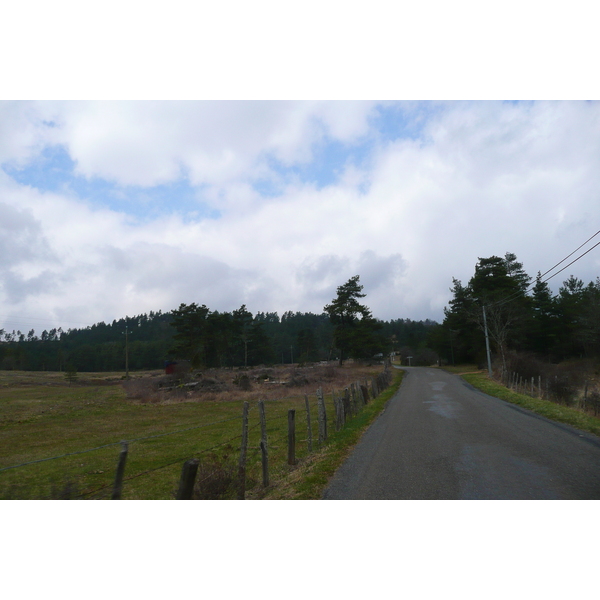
<box><xmin>121</xmin><ymin>362</ymin><xmax>384</xmax><ymax>405</ymax></box>
<box><xmin>286</xmin><ymin>369</ymin><xmax>310</xmax><ymax>387</ymax></box>
<box><xmin>500</xmin><ymin>351</ymin><xmax>600</xmax><ymax>409</ymax></box>
<box><xmin>547</xmin><ymin>376</ymin><xmax>577</xmax><ymax>406</ymax></box>
<box><xmin>320</xmin><ymin>365</ymin><xmax>338</xmax><ymax>380</ymax></box>
<box><xmin>193</xmin><ymin>453</ymin><xmax>237</xmax><ymax>499</ymax></box>
<box><xmin>504</xmin><ymin>352</ymin><xmax>546</xmax><ymax>381</ymax></box>
<box><xmin>586</xmin><ymin>389</ymin><xmax>600</xmax><ymax>416</ymax></box>
<box><xmin>234</xmin><ymin>374</ymin><xmax>252</xmax><ymax>391</ymax></box>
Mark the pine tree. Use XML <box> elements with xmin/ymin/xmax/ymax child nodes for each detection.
<box><xmin>324</xmin><ymin>275</ymin><xmax>381</xmax><ymax>365</ymax></box>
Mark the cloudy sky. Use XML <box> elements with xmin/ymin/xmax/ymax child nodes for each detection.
<box><xmin>1</xmin><ymin>99</ymin><xmax>599</xmax><ymax>335</ymax></box>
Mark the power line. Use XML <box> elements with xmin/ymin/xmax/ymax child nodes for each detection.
<box><xmin>539</xmin><ymin>228</ymin><xmax>600</xmax><ymax>280</ymax></box>
<box><xmin>486</xmin><ymin>229</ymin><xmax>600</xmax><ymax>309</ymax></box>
<box><xmin>541</xmin><ymin>238</ymin><xmax>600</xmax><ymax>284</ymax></box>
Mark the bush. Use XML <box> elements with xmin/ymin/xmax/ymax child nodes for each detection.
<box><xmin>415</xmin><ymin>348</ymin><xmax>438</xmax><ymax>366</ymax></box>
<box><xmin>585</xmin><ymin>389</ymin><xmax>600</xmax><ymax>416</ymax></box>
<box><xmin>193</xmin><ymin>455</ymin><xmax>237</xmax><ymax>499</ymax></box>
<box><xmin>547</xmin><ymin>376</ymin><xmax>577</xmax><ymax>406</ymax></box>
<box><xmin>503</xmin><ymin>352</ymin><xmax>546</xmax><ymax>381</ymax></box>
<box><xmin>234</xmin><ymin>374</ymin><xmax>252</xmax><ymax>391</ymax></box>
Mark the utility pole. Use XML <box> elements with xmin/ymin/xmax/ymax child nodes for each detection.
<box><xmin>124</xmin><ymin>320</ymin><xmax>130</xmax><ymax>379</ymax></box>
<box><xmin>482</xmin><ymin>305</ymin><xmax>493</xmax><ymax>377</ymax></box>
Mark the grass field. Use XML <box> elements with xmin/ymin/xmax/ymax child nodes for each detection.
<box><xmin>0</xmin><ymin>363</ymin><xmax>395</xmax><ymax>499</ymax></box>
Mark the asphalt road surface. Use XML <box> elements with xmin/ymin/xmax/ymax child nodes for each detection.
<box><xmin>323</xmin><ymin>367</ymin><xmax>600</xmax><ymax>499</ymax></box>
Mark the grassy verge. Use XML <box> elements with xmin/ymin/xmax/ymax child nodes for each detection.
<box><xmin>460</xmin><ymin>371</ymin><xmax>600</xmax><ymax>438</ymax></box>
<box><xmin>262</xmin><ymin>369</ymin><xmax>405</xmax><ymax>500</ymax></box>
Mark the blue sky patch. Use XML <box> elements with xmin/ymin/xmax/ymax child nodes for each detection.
<box><xmin>2</xmin><ymin>145</ymin><xmax>221</xmax><ymax>222</ymax></box>
<box><xmin>251</xmin><ymin>103</ymin><xmax>434</xmax><ymax>196</ymax></box>
<box><xmin>253</xmin><ymin>136</ymin><xmax>376</xmax><ymax>195</ymax></box>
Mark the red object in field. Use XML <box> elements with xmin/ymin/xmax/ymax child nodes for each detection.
<box><xmin>165</xmin><ymin>361</ymin><xmax>177</xmax><ymax>375</ymax></box>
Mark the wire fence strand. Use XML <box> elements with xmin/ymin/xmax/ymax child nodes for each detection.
<box><xmin>0</xmin><ymin>414</ymin><xmax>243</xmax><ymax>473</ymax></box>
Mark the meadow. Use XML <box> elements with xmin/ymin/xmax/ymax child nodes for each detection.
<box><xmin>0</xmin><ymin>363</ymin><xmax>394</xmax><ymax>499</ymax></box>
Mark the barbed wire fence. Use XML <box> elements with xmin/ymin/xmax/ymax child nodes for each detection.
<box><xmin>495</xmin><ymin>368</ymin><xmax>600</xmax><ymax>416</ymax></box>
<box><xmin>1</xmin><ymin>363</ymin><xmax>395</xmax><ymax>500</ymax></box>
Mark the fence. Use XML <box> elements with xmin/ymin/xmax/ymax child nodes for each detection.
<box><xmin>0</xmin><ymin>364</ymin><xmax>394</xmax><ymax>500</ymax></box>
<box><xmin>496</xmin><ymin>369</ymin><xmax>600</xmax><ymax>415</ymax></box>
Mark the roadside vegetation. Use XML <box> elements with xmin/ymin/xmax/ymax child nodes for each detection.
<box><xmin>263</xmin><ymin>367</ymin><xmax>404</xmax><ymax>499</ymax></box>
<box><xmin>442</xmin><ymin>364</ymin><xmax>600</xmax><ymax>438</ymax></box>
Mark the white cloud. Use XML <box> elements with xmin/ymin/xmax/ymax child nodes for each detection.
<box><xmin>1</xmin><ymin>101</ymin><xmax>600</xmax><ymax>333</ymax></box>
<box><xmin>0</xmin><ymin>102</ymin><xmax>59</xmax><ymax>166</ymax></box>
<box><xmin>41</xmin><ymin>101</ymin><xmax>378</xmax><ymax>192</ymax></box>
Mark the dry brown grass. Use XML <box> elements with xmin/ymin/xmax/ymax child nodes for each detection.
<box><xmin>121</xmin><ymin>362</ymin><xmax>384</xmax><ymax>405</ymax></box>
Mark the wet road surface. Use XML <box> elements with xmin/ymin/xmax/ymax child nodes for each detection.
<box><xmin>323</xmin><ymin>367</ymin><xmax>600</xmax><ymax>499</ymax></box>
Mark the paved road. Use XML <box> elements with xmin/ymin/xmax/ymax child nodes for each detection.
<box><xmin>323</xmin><ymin>367</ymin><xmax>600</xmax><ymax>499</ymax></box>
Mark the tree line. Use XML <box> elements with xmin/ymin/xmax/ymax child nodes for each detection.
<box><xmin>0</xmin><ymin>287</ymin><xmax>439</xmax><ymax>372</ymax></box>
<box><xmin>4</xmin><ymin>255</ymin><xmax>592</xmax><ymax>373</ymax></box>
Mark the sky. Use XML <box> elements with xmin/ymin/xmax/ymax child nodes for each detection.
<box><xmin>1</xmin><ymin>99</ymin><xmax>600</xmax><ymax>334</ymax></box>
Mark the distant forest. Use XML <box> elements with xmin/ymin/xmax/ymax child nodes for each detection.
<box><xmin>0</xmin><ymin>308</ymin><xmax>438</xmax><ymax>372</ymax></box>
<box><xmin>3</xmin><ymin>251</ymin><xmax>597</xmax><ymax>373</ymax></box>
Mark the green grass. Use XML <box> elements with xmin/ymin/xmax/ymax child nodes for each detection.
<box><xmin>262</xmin><ymin>369</ymin><xmax>405</xmax><ymax>500</ymax></box>
<box><xmin>459</xmin><ymin>371</ymin><xmax>600</xmax><ymax>438</ymax></box>
<box><xmin>0</xmin><ymin>366</ymin><xmax>394</xmax><ymax>499</ymax></box>
<box><xmin>0</xmin><ymin>373</ymin><xmax>249</xmax><ymax>499</ymax></box>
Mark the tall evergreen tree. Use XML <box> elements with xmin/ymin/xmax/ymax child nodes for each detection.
<box><xmin>324</xmin><ymin>275</ymin><xmax>382</xmax><ymax>365</ymax></box>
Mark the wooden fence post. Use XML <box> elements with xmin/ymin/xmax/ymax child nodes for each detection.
<box><xmin>337</xmin><ymin>391</ymin><xmax>344</xmax><ymax>428</ymax></box>
<box><xmin>343</xmin><ymin>388</ymin><xmax>351</xmax><ymax>421</ymax></box>
<box><xmin>350</xmin><ymin>383</ymin><xmax>358</xmax><ymax>414</ymax></box>
<box><xmin>258</xmin><ymin>400</ymin><xmax>269</xmax><ymax>487</ymax></box>
<box><xmin>288</xmin><ymin>409</ymin><xmax>296</xmax><ymax>465</ymax></box>
<box><xmin>111</xmin><ymin>440</ymin><xmax>128</xmax><ymax>500</ymax></box>
<box><xmin>237</xmin><ymin>401</ymin><xmax>249</xmax><ymax>499</ymax></box>
<box><xmin>317</xmin><ymin>388</ymin><xmax>327</xmax><ymax>444</ymax></box>
<box><xmin>357</xmin><ymin>381</ymin><xmax>365</xmax><ymax>406</ymax></box>
<box><xmin>305</xmin><ymin>395</ymin><xmax>313</xmax><ymax>453</ymax></box>
<box><xmin>176</xmin><ymin>458</ymin><xmax>199</xmax><ymax>499</ymax></box>
<box><xmin>361</xmin><ymin>384</ymin><xmax>370</xmax><ymax>404</ymax></box>
<box><xmin>333</xmin><ymin>391</ymin><xmax>342</xmax><ymax>431</ymax></box>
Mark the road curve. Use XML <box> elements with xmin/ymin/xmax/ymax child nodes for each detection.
<box><xmin>323</xmin><ymin>367</ymin><xmax>600</xmax><ymax>499</ymax></box>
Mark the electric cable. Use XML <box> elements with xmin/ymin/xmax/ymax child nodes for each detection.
<box><xmin>484</xmin><ymin>230</ymin><xmax>600</xmax><ymax>309</ymax></box>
